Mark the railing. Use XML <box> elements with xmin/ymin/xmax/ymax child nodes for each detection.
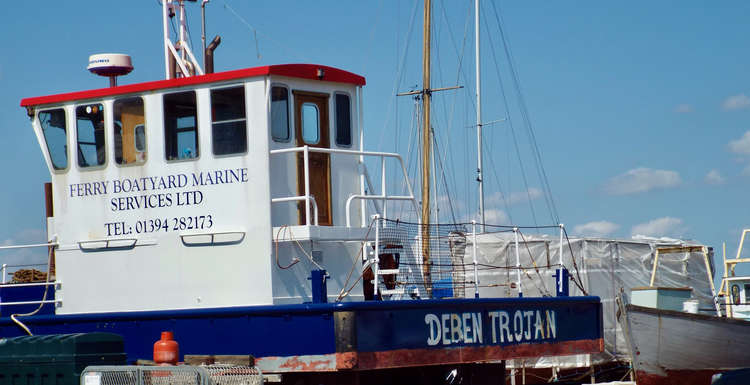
<box><xmin>269</xmin><ymin>146</ymin><xmax>418</xmax><ymax>227</ymax></box>
<box><xmin>370</xmin><ymin>218</ymin><xmax>570</xmax><ymax>300</ymax></box>
<box><xmin>0</xmin><ymin>241</ymin><xmax>62</xmax><ymax>308</ymax></box>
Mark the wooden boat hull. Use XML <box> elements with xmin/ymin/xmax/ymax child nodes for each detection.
<box><xmin>619</xmin><ymin>304</ymin><xmax>750</xmax><ymax>385</ymax></box>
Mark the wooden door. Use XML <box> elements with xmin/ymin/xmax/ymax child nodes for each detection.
<box><xmin>293</xmin><ymin>91</ymin><xmax>332</xmax><ymax>226</ymax></box>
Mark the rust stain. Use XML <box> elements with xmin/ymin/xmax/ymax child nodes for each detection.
<box><xmin>278</xmin><ymin>356</ymin><xmax>334</xmax><ymax>371</ymax></box>
<box><xmin>356</xmin><ymin>338</ymin><xmax>603</xmax><ymax>370</ymax></box>
<box><xmin>635</xmin><ymin>369</ymin><xmax>719</xmax><ymax>385</ymax></box>
<box><xmin>335</xmin><ymin>351</ymin><xmax>358</xmax><ymax>369</ymax></box>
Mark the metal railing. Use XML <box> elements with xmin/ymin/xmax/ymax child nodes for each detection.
<box><xmin>0</xmin><ymin>241</ymin><xmax>61</xmax><ymax>308</ymax></box>
<box><xmin>269</xmin><ymin>145</ymin><xmax>418</xmax><ymax>227</ymax></box>
<box><xmin>370</xmin><ymin>219</ymin><xmax>570</xmax><ymax>300</ymax></box>
<box><xmin>82</xmin><ymin>365</ymin><xmax>263</xmax><ymax>385</ymax></box>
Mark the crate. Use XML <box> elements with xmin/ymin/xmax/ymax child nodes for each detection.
<box><xmin>0</xmin><ymin>333</ymin><xmax>126</xmax><ymax>385</ymax></box>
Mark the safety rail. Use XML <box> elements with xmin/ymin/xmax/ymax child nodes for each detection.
<box><xmin>370</xmin><ymin>218</ymin><xmax>570</xmax><ymax>300</ymax></box>
<box><xmin>82</xmin><ymin>365</ymin><xmax>263</xmax><ymax>385</ymax></box>
<box><xmin>269</xmin><ymin>146</ymin><xmax>418</xmax><ymax>227</ymax></box>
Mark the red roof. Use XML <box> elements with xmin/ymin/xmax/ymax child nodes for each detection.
<box><xmin>20</xmin><ymin>64</ymin><xmax>366</xmax><ymax>107</ymax></box>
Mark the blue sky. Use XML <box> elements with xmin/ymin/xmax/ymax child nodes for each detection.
<box><xmin>1</xmin><ymin>1</ymin><xmax>750</xmax><ymax>282</ymax></box>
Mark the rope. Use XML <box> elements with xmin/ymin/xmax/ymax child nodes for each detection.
<box><xmin>273</xmin><ymin>225</ymin><xmax>325</xmax><ymax>271</ymax></box>
<box><xmin>336</xmin><ymin>217</ymin><xmax>377</xmax><ymax>301</ymax></box>
<box><xmin>562</xmin><ymin>227</ymin><xmax>588</xmax><ymax>295</ymax></box>
<box><xmin>11</xmin><ymin>246</ymin><xmax>56</xmax><ymax>336</ymax></box>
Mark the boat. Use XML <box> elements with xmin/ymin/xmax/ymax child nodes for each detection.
<box><xmin>0</xmin><ymin>1</ymin><xmax>603</xmax><ymax>382</ymax></box>
<box><xmin>616</xmin><ymin>231</ymin><xmax>750</xmax><ymax>385</ymax></box>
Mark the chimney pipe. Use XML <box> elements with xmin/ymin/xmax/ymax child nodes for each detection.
<box><xmin>205</xmin><ymin>35</ymin><xmax>221</xmax><ymax>74</ymax></box>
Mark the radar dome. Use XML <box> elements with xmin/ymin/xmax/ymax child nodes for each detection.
<box><xmin>87</xmin><ymin>54</ymin><xmax>133</xmax><ymax>87</ymax></box>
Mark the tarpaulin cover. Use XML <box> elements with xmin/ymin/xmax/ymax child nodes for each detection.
<box><xmin>465</xmin><ymin>233</ymin><xmax>714</xmax><ymax>369</ymax></box>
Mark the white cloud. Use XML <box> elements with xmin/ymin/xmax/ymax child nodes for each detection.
<box><xmin>729</xmin><ymin>131</ymin><xmax>750</xmax><ymax>155</ymax></box>
<box><xmin>723</xmin><ymin>94</ymin><xmax>750</xmax><ymax>111</ymax></box>
<box><xmin>483</xmin><ymin>209</ymin><xmax>510</xmax><ymax>225</ymax></box>
<box><xmin>704</xmin><ymin>169</ymin><xmax>725</xmax><ymax>185</ymax></box>
<box><xmin>604</xmin><ymin>168</ymin><xmax>682</xmax><ymax>195</ymax></box>
<box><xmin>631</xmin><ymin>217</ymin><xmax>686</xmax><ymax>237</ymax></box>
<box><xmin>573</xmin><ymin>221</ymin><xmax>620</xmax><ymax>237</ymax></box>
<box><xmin>486</xmin><ymin>188</ymin><xmax>542</xmax><ymax>206</ymax></box>
<box><xmin>674</xmin><ymin>104</ymin><xmax>693</xmax><ymax>113</ymax></box>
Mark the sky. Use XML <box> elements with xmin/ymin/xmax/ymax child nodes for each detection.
<box><xmin>1</xmin><ymin>1</ymin><xmax>750</xmax><ymax>285</ymax></box>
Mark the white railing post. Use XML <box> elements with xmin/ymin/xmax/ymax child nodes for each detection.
<box><xmin>514</xmin><ymin>227</ymin><xmax>522</xmax><ymax>297</ymax></box>
<box><xmin>303</xmin><ymin>145</ymin><xmax>311</xmax><ymax>225</ymax></box>
<box><xmin>381</xmin><ymin>157</ymin><xmax>387</xmax><ymax>222</ymax></box>
<box><xmin>373</xmin><ymin>214</ymin><xmax>381</xmax><ymax>298</ymax></box>
<box><xmin>558</xmin><ymin>224</ymin><xmax>564</xmax><ymax>291</ymax></box>
<box><xmin>1</xmin><ymin>264</ymin><xmax>5</xmax><ymax>284</ymax></box>
<box><xmin>471</xmin><ymin>221</ymin><xmax>479</xmax><ymax>298</ymax></box>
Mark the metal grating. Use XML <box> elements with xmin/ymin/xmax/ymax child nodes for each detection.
<box><xmin>82</xmin><ymin>365</ymin><xmax>262</xmax><ymax>385</ymax></box>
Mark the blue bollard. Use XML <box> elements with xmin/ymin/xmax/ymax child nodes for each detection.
<box><xmin>554</xmin><ymin>267</ymin><xmax>569</xmax><ymax>297</ymax></box>
<box><xmin>309</xmin><ymin>269</ymin><xmax>328</xmax><ymax>303</ymax></box>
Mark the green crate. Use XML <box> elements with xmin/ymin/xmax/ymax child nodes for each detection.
<box><xmin>0</xmin><ymin>333</ymin><xmax>126</xmax><ymax>385</ymax></box>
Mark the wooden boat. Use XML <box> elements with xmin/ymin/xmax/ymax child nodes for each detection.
<box><xmin>618</xmin><ymin>233</ymin><xmax>750</xmax><ymax>385</ymax></box>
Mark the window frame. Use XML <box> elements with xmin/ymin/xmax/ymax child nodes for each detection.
<box><xmin>210</xmin><ymin>84</ymin><xmax>248</xmax><ymax>158</ymax></box>
<box><xmin>75</xmin><ymin>102</ymin><xmax>108</xmax><ymax>170</ymax></box>
<box><xmin>113</xmin><ymin>96</ymin><xmax>148</xmax><ymax>167</ymax></box>
<box><xmin>270</xmin><ymin>84</ymin><xmax>291</xmax><ymax>143</ymax></box>
<box><xmin>334</xmin><ymin>92</ymin><xmax>353</xmax><ymax>148</ymax></box>
<box><xmin>38</xmin><ymin>107</ymin><xmax>70</xmax><ymax>173</ymax></box>
<box><xmin>163</xmin><ymin>90</ymin><xmax>200</xmax><ymax>163</ymax></box>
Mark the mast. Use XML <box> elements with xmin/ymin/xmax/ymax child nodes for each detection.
<box><xmin>421</xmin><ymin>0</ymin><xmax>433</xmax><ymax>292</ymax></box>
<box><xmin>475</xmin><ymin>0</ymin><xmax>486</xmax><ymax>230</ymax></box>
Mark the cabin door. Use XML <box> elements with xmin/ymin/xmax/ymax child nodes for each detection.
<box><xmin>293</xmin><ymin>91</ymin><xmax>332</xmax><ymax>226</ymax></box>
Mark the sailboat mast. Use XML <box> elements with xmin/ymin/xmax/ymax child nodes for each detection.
<box><xmin>475</xmin><ymin>0</ymin><xmax>485</xmax><ymax>230</ymax></box>
<box><xmin>421</xmin><ymin>0</ymin><xmax>433</xmax><ymax>292</ymax></box>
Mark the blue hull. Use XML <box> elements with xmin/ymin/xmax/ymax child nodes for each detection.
<box><xmin>0</xmin><ymin>288</ymin><xmax>603</xmax><ymax>372</ymax></box>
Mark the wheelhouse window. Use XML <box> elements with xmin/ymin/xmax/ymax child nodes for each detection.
<box><xmin>301</xmin><ymin>103</ymin><xmax>320</xmax><ymax>144</ymax></box>
<box><xmin>39</xmin><ymin>108</ymin><xmax>68</xmax><ymax>170</ymax></box>
<box><xmin>335</xmin><ymin>93</ymin><xmax>352</xmax><ymax>147</ymax></box>
<box><xmin>164</xmin><ymin>91</ymin><xmax>198</xmax><ymax>160</ymax></box>
<box><xmin>76</xmin><ymin>103</ymin><xmax>106</xmax><ymax>168</ymax></box>
<box><xmin>211</xmin><ymin>86</ymin><xmax>247</xmax><ymax>155</ymax></box>
<box><xmin>114</xmin><ymin>97</ymin><xmax>146</xmax><ymax>165</ymax></box>
<box><xmin>271</xmin><ymin>86</ymin><xmax>289</xmax><ymax>142</ymax></box>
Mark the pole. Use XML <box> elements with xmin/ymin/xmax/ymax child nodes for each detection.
<box><xmin>472</xmin><ymin>221</ymin><xmax>479</xmax><ymax>298</ymax></box>
<box><xmin>201</xmin><ymin>1</ymin><xmax>208</xmax><ymax>70</ymax></box>
<box><xmin>420</xmin><ymin>0</ymin><xmax>433</xmax><ymax>295</ymax></box>
<box><xmin>475</xmin><ymin>0</ymin><xmax>485</xmax><ymax>231</ymax></box>
<box><xmin>162</xmin><ymin>0</ymin><xmax>171</xmax><ymax>79</ymax></box>
<box><xmin>514</xmin><ymin>227</ymin><xmax>522</xmax><ymax>297</ymax></box>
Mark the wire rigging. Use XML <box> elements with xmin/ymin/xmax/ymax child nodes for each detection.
<box><xmin>489</xmin><ymin>1</ymin><xmax>560</xmax><ymax>225</ymax></box>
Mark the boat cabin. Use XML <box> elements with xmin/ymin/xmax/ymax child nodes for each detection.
<box><xmin>20</xmin><ymin>64</ymin><xmax>411</xmax><ymax>314</ymax></box>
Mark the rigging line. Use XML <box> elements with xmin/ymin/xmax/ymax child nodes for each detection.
<box><xmin>490</xmin><ymin>1</ymin><xmax>559</xmax><ymax>225</ymax></box>
<box><xmin>360</xmin><ymin>0</ymin><xmax>385</xmax><ymax>77</ymax></box>
<box><xmin>481</xmin><ymin>5</ymin><xmax>539</xmax><ymax>229</ymax></box>
<box><xmin>433</xmin><ymin>129</ymin><xmax>459</xmax><ymax>224</ymax></box>
<box><xmin>400</xmin><ymin>97</ymin><xmax>421</xmax><ymax>220</ymax></box>
<box><xmin>483</xmin><ymin>137</ymin><xmax>514</xmax><ymax>224</ymax></box>
<box><xmin>378</xmin><ymin>0</ymin><xmax>420</xmax><ymax>152</ymax></box>
<box><xmin>221</xmin><ymin>0</ymin><xmax>290</xmax><ymax>61</ymax></box>
<box><xmin>431</xmin><ymin>0</ymin><xmax>462</xmax><ymax>223</ymax></box>
<box><xmin>562</xmin><ymin>227</ymin><xmax>588</xmax><ymax>295</ymax></box>
<box><xmin>517</xmin><ymin>229</ymin><xmax>551</xmax><ymax>295</ymax></box>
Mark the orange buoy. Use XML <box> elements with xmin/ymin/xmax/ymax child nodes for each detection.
<box><xmin>153</xmin><ymin>331</ymin><xmax>179</xmax><ymax>365</ymax></box>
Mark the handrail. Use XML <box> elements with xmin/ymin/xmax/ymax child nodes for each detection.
<box><xmin>270</xmin><ymin>196</ymin><xmax>319</xmax><ymax>226</ymax></box>
<box><xmin>270</xmin><ymin>146</ymin><xmax>418</xmax><ymax>227</ymax></box>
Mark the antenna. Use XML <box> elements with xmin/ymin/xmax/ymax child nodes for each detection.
<box><xmin>162</xmin><ymin>0</ymin><xmax>204</xmax><ymax>79</ymax></box>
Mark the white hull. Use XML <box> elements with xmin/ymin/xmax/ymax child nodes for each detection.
<box><xmin>619</xmin><ymin>304</ymin><xmax>750</xmax><ymax>385</ymax></box>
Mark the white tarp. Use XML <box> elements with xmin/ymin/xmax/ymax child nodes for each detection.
<box><xmin>464</xmin><ymin>232</ymin><xmax>715</xmax><ymax>369</ymax></box>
